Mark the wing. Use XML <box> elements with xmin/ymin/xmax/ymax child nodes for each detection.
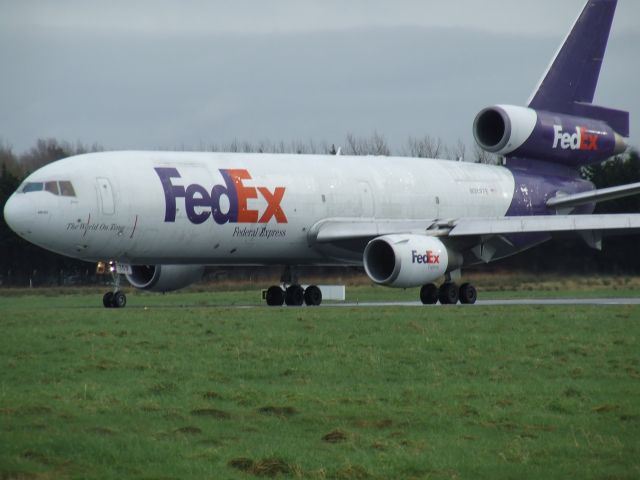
<box><xmin>310</xmin><ymin>213</ymin><xmax>640</xmax><ymax>263</ymax></box>
<box><xmin>311</xmin><ymin>214</ymin><xmax>640</xmax><ymax>243</ymax></box>
<box><xmin>448</xmin><ymin>214</ymin><xmax>640</xmax><ymax>237</ymax></box>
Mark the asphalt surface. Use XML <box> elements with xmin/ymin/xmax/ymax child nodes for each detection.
<box><xmin>329</xmin><ymin>298</ymin><xmax>640</xmax><ymax>307</ymax></box>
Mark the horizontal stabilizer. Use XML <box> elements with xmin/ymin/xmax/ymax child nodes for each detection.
<box><xmin>547</xmin><ymin>182</ymin><xmax>640</xmax><ymax>209</ymax></box>
<box><xmin>572</xmin><ymin>103</ymin><xmax>629</xmax><ymax>137</ymax></box>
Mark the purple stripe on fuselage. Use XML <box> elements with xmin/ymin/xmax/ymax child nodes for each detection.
<box><xmin>504</xmin><ymin>159</ymin><xmax>594</xmax><ymax>248</ymax></box>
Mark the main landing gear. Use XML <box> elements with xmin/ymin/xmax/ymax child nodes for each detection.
<box><xmin>265</xmin><ymin>267</ymin><xmax>323</xmax><ymax>307</ymax></box>
<box><xmin>99</xmin><ymin>261</ymin><xmax>127</xmax><ymax>308</ymax></box>
<box><xmin>420</xmin><ymin>282</ymin><xmax>477</xmax><ymax>305</ymax></box>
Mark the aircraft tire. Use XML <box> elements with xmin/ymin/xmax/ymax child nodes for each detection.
<box><xmin>420</xmin><ymin>284</ymin><xmax>439</xmax><ymax>305</ymax></box>
<box><xmin>304</xmin><ymin>285</ymin><xmax>322</xmax><ymax>306</ymax></box>
<box><xmin>459</xmin><ymin>283</ymin><xmax>477</xmax><ymax>305</ymax></box>
<box><xmin>112</xmin><ymin>291</ymin><xmax>127</xmax><ymax>308</ymax></box>
<box><xmin>438</xmin><ymin>283</ymin><xmax>459</xmax><ymax>305</ymax></box>
<box><xmin>285</xmin><ymin>285</ymin><xmax>305</xmax><ymax>306</ymax></box>
<box><xmin>103</xmin><ymin>292</ymin><xmax>114</xmax><ymax>308</ymax></box>
<box><xmin>266</xmin><ymin>286</ymin><xmax>285</xmax><ymax>306</ymax></box>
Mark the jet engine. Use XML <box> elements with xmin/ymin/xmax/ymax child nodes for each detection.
<box><xmin>363</xmin><ymin>235</ymin><xmax>461</xmax><ymax>288</ymax></box>
<box><xmin>473</xmin><ymin>104</ymin><xmax>626</xmax><ymax>167</ymax></box>
<box><xmin>126</xmin><ymin>265</ymin><xmax>205</xmax><ymax>292</ymax></box>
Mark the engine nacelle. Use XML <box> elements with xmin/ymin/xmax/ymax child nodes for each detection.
<box><xmin>363</xmin><ymin>235</ymin><xmax>461</xmax><ymax>288</ymax></box>
<box><xmin>473</xmin><ymin>105</ymin><xmax>626</xmax><ymax>167</ymax></box>
<box><xmin>125</xmin><ymin>265</ymin><xmax>205</xmax><ymax>292</ymax></box>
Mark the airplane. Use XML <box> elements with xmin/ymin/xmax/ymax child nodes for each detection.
<box><xmin>3</xmin><ymin>0</ymin><xmax>638</xmax><ymax>308</ymax></box>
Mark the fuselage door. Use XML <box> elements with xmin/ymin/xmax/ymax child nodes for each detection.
<box><xmin>97</xmin><ymin>178</ymin><xmax>115</xmax><ymax>215</ymax></box>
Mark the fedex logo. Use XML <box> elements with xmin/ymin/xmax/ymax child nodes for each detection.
<box><xmin>155</xmin><ymin>167</ymin><xmax>287</xmax><ymax>225</ymax></box>
<box><xmin>412</xmin><ymin>250</ymin><xmax>440</xmax><ymax>265</ymax></box>
<box><xmin>552</xmin><ymin>125</ymin><xmax>599</xmax><ymax>151</ymax></box>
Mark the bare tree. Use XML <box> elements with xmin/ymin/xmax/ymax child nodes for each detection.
<box><xmin>344</xmin><ymin>132</ymin><xmax>390</xmax><ymax>156</ymax></box>
<box><xmin>19</xmin><ymin>138</ymin><xmax>102</xmax><ymax>173</ymax></box>
<box><xmin>405</xmin><ymin>135</ymin><xmax>443</xmax><ymax>158</ymax></box>
<box><xmin>439</xmin><ymin>139</ymin><xmax>469</xmax><ymax>161</ymax></box>
<box><xmin>0</xmin><ymin>141</ymin><xmax>21</xmax><ymax>178</ymax></box>
<box><xmin>473</xmin><ymin>144</ymin><xmax>501</xmax><ymax>165</ymax></box>
<box><xmin>370</xmin><ymin>132</ymin><xmax>390</xmax><ymax>156</ymax></box>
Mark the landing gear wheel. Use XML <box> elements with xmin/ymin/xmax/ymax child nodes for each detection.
<box><xmin>304</xmin><ymin>285</ymin><xmax>323</xmax><ymax>306</ymax></box>
<box><xmin>420</xmin><ymin>284</ymin><xmax>439</xmax><ymax>305</ymax></box>
<box><xmin>285</xmin><ymin>285</ymin><xmax>305</xmax><ymax>306</ymax></box>
<box><xmin>112</xmin><ymin>291</ymin><xmax>127</xmax><ymax>308</ymax></box>
<box><xmin>103</xmin><ymin>292</ymin><xmax>114</xmax><ymax>308</ymax></box>
<box><xmin>439</xmin><ymin>283</ymin><xmax>459</xmax><ymax>305</ymax></box>
<box><xmin>459</xmin><ymin>283</ymin><xmax>477</xmax><ymax>305</ymax></box>
<box><xmin>266</xmin><ymin>286</ymin><xmax>285</xmax><ymax>306</ymax></box>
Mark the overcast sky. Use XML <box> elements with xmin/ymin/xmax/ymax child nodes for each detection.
<box><xmin>1</xmin><ymin>0</ymin><xmax>638</xmax><ymax>154</ymax></box>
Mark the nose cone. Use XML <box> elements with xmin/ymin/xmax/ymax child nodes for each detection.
<box><xmin>3</xmin><ymin>193</ymin><xmax>34</xmax><ymax>237</ymax></box>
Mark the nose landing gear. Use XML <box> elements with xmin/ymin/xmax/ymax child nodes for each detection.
<box><xmin>98</xmin><ymin>261</ymin><xmax>128</xmax><ymax>309</ymax></box>
<box><xmin>103</xmin><ymin>290</ymin><xmax>127</xmax><ymax>308</ymax></box>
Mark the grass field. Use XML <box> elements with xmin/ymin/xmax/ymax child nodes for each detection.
<box><xmin>1</xmin><ymin>285</ymin><xmax>639</xmax><ymax>479</ymax></box>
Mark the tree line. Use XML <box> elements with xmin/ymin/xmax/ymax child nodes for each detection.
<box><xmin>1</xmin><ymin>137</ymin><xmax>639</xmax><ymax>287</ymax></box>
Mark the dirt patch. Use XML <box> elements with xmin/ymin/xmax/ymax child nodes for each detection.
<box><xmin>322</xmin><ymin>429</ymin><xmax>348</xmax><ymax>443</ymax></box>
<box><xmin>87</xmin><ymin>427</ymin><xmax>115</xmax><ymax>436</ymax></box>
<box><xmin>0</xmin><ymin>472</ymin><xmax>38</xmax><ymax>480</ymax></box>
<box><xmin>190</xmin><ymin>408</ymin><xmax>231</xmax><ymax>419</ymax></box>
<box><xmin>18</xmin><ymin>406</ymin><xmax>52</xmax><ymax>415</ymax></box>
<box><xmin>174</xmin><ymin>426</ymin><xmax>202</xmax><ymax>435</ymax></box>
<box><xmin>564</xmin><ymin>387</ymin><xmax>582</xmax><ymax>398</ymax></box>
<box><xmin>228</xmin><ymin>457</ymin><xmax>255</xmax><ymax>472</ymax></box>
<box><xmin>140</xmin><ymin>403</ymin><xmax>161</xmax><ymax>412</ymax></box>
<box><xmin>592</xmin><ymin>404</ymin><xmax>620</xmax><ymax>413</ymax></box>
<box><xmin>353</xmin><ymin>418</ymin><xmax>393</xmax><ymax>429</ymax></box>
<box><xmin>148</xmin><ymin>382</ymin><xmax>177</xmax><ymax>395</ymax></box>
<box><xmin>20</xmin><ymin>450</ymin><xmax>50</xmax><ymax>465</ymax></box>
<box><xmin>257</xmin><ymin>406</ymin><xmax>298</xmax><ymax>418</ymax></box>
<box><xmin>333</xmin><ymin>465</ymin><xmax>371</xmax><ymax>479</ymax></box>
<box><xmin>228</xmin><ymin>457</ymin><xmax>296</xmax><ymax>477</ymax></box>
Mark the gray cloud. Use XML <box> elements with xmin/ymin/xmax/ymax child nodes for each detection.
<box><xmin>2</xmin><ymin>0</ymin><xmax>638</xmax><ymax>36</ymax></box>
<box><xmin>0</xmin><ymin>1</ymin><xmax>637</xmax><ymax>153</ymax></box>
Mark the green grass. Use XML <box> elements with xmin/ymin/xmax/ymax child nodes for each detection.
<box><xmin>1</xmin><ymin>291</ymin><xmax>639</xmax><ymax>479</ymax></box>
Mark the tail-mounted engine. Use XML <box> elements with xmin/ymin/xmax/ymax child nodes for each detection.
<box><xmin>473</xmin><ymin>105</ymin><xmax>627</xmax><ymax>167</ymax></box>
<box><xmin>363</xmin><ymin>235</ymin><xmax>462</xmax><ymax>288</ymax></box>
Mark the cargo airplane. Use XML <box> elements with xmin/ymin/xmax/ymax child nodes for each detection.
<box><xmin>3</xmin><ymin>0</ymin><xmax>638</xmax><ymax>307</ymax></box>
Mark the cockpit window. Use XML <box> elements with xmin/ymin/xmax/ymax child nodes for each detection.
<box><xmin>20</xmin><ymin>180</ymin><xmax>76</xmax><ymax>197</ymax></box>
<box><xmin>59</xmin><ymin>181</ymin><xmax>76</xmax><ymax>197</ymax></box>
<box><xmin>21</xmin><ymin>182</ymin><xmax>44</xmax><ymax>193</ymax></box>
<box><xmin>45</xmin><ymin>181</ymin><xmax>59</xmax><ymax>195</ymax></box>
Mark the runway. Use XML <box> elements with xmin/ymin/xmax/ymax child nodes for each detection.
<box><xmin>328</xmin><ymin>298</ymin><xmax>640</xmax><ymax>307</ymax></box>
<box><xmin>94</xmin><ymin>296</ymin><xmax>640</xmax><ymax>310</ymax></box>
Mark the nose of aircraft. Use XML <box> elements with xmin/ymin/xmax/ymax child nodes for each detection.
<box><xmin>3</xmin><ymin>193</ymin><xmax>36</xmax><ymax>237</ymax></box>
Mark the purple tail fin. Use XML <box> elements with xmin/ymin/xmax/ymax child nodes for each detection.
<box><xmin>527</xmin><ymin>0</ymin><xmax>629</xmax><ymax>137</ymax></box>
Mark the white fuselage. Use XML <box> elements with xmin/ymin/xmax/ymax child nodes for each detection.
<box><xmin>4</xmin><ymin>151</ymin><xmax>516</xmax><ymax>266</ymax></box>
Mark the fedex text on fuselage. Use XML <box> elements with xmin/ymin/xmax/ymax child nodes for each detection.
<box><xmin>155</xmin><ymin>167</ymin><xmax>288</xmax><ymax>226</ymax></box>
